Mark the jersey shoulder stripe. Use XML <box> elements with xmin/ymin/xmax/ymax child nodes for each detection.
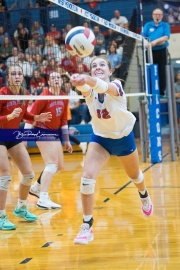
<box><xmin>111</xmin><ymin>80</ymin><xmax>123</xmax><ymax>96</ymax></box>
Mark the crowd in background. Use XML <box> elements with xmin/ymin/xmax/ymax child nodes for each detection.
<box><xmin>0</xmin><ymin>1</ymin><xmax>180</xmax><ymax>124</ymax></box>
<box><xmin>0</xmin><ymin>1</ymin><xmax>128</xmax><ymax>124</ymax></box>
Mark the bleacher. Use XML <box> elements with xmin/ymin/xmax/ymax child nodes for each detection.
<box><xmin>3</xmin><ymin>0</ymin><xmax>138</xmax><ymax>37</ymax></box>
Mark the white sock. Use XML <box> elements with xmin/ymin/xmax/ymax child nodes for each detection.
<box><xmin>0</xmin><ymin>209</ymin><xmax>6</xmax><ymax>217</ymax></box>
<box><xmin>33</xmin><ymin>181</ymin><xmax>41</xmax><ymax>189</ymax></box>
<box><xmin>83</xmin><ymin>215</ymin><xmax>93</xmax><ymax>222</ymax></box>
<box><xmin>40</xmin><ymin>192</ymin><xmax>49</xmax><ymax>199</ymax></box>
<box><xmin>18</xmin><ymin>199</ymin><xmax>26</xmax><ymax>208</ymax></box>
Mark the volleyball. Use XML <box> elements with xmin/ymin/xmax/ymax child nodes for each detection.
<box><xmin>65</xmin><ymin>26</ymin><xmax>96</xmax><ymax>58</ymax></box>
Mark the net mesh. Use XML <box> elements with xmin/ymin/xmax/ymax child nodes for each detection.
<box><xmin>0</xmin><ymin>0</ymin><xmax>146</xmax><ymax>135</ymax></box>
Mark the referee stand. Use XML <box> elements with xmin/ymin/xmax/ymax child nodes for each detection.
<box><xmin>139</xmin><ymin>48</ymin><xmax>179</xmax><ymax>162</ymax></box>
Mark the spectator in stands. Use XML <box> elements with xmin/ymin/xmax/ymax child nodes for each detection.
<box><xmin>64</xmin><ymin>81</ymin><xmax>91</xmax><ymax>124</ymax></box>
<box><xmin>17</xmin><ymin>28</ymin><xmax>29</xmax><ymax>52</ymax></box>
<box><xmin>83</xmin><ymin>20</ymin><xmax>93</xmax><ymax>32</ymax></box>
<box><xmin>93</xmin><ymin>25</ymin><xmax>105</xmax><ymax>56</ymax></box>
<box><xmin>84</xmin><ymin>0</ymin><xmax>102</xmax><ymax>17</ymax></box>
<box><xmin>30</xmin><ymin>69</ymin><xmax>46</xmax><ymax>95</ymax></box>
<box><xmin>31</xmin><ymin>21</ymin><xmax>44</xmax><ymax>38</ymax></box>
<box><xmin>105</xmin><ymin>28</ymin><xmax>125</xmax><ymax>50</ymax></box>
<box><xmin>36</xmin><ymin>0</ymin><xmax>51</xmax><ymax>8</ymax></box>
<box><xmin>0</xmin><ymin>26</ymin><xmax>9</xmax><ymax>46</ymax></box>
<box><xmin>13</xmin><ymin>22</ymin><xmax>29</xmax><ymax>46</ymax></box>
<box><xmin>68</xmin><ymin>1</ymin><xmax>80</xmax><ymax>27</ymax></box>
<box><xmin>62</xmin><ymin>24</ymin><xmax>73</xmax><ymax>42</ymax></box>
<box><xmin>167</xmin><ymin>8</ymin><xmax>176</xmax><ymax>24</ymax></box>
<box><xmin>104</xmin><ymin>28</ymin><xmax>115</xmax><ymax>49</ymax></box>
<box><xmin>0</xmin><ymin>0</ymin><xmax>6</xmax><ymax>12</ymax></box>
<box><xmin>35</xmin><ymin>0</ymin><xmax>52</xmax><ymax>33</ymax></box>
<box><xmin>31</xmin><ymin>31</ymin><xmax>44</xmax><ymax>51</ymax></box>
<box><xmin>6</xmin><ymin>47</ymin><xmax>19</xmax><ymax>67</ymax></box>
<box><xmin>83</xmin><ymin>51</ymin><xmax>95</xmax><ymax>69</ymax></box>
<box><xmin>39</xmin><ymin>64</ymin><xmax>47</xmax><ymax>82</ymax></box>
<box><xmin>61</xmin><ymin>51</ymin><xmax>75</xmax><ymax>74</ymax></box>
<box><xmin>46</xmin><ymin>24</ymin><xmax>62</xmax><ymax>45</ymax></box>
<box><xmin>76</xmin><ymin>63</ymin><xmax>90</xmax><ymax>75</ymax></box>
<box><xmin>18</xmin><ymin>51</ymin><xmax>33</xmax><ymax>87</ymax></box>
<box><xmin>110</xmin><ymin>39</ymin><xmax>124</xmax><ymax>59</ymax></box>
<box><xmin>107</xmin><ymin>44</ymin><xmax>122</xmax><ymax>78</ymax></box>
<box><xmin>0</xmin><ymin>37</ymin><xmax>13</xmax><ymax>61</ymax></box>
<box><xmin>177</xmin><ymin>7</ymin><xmax>180</xmax><ymax>23</ymax></box>
<box><xmin>141</xmin><ymin>8</ymin><xmax>170</xmax><ymax>96</ymax></box>
<box><xmin>8</xmin><ymin>0</ymin><xmax>33</xmax><ymax>30</ymax></box>
<box><xmin>59</xmin><ymin>44</ymin><xmax>67</xmax><ymax>65</ymax></box>
<box><xmin>25</xmin><ymin>53</ymin><xmax>37</xmax><ymax>71</ymax></box>
<box><xmin>61</xmin><ymin>73</ymin><xmax>70</xmax><ymax>84</ymax></box>
<box><xmin>0</xmin><ymin>60</ymin><xmax>6</xmax><ymax>86</ymax></box>
<box><xmin>56</xmin><ymin>66</ymin><xmax>66</xmax><ymax>76</ymax></box>
<box><xmin>174</xmin><ymin>71</ymin><xmax>180</xmax><ymax>126</ymax></box>
<box><xmin>0</xmin><ymin>0</ymin><xmax>8</xmax><ymax>29</ymax></box>
<box><xmin>25</xmin><ymin>40</ymin><xmax>42</xmax><ymax>57</ymax></box>
<box><xmin>63</xmin><ymin>81</ymin><xmax>80</xmax><ymax>124</ymax></box>
<box><xmin>62</xmin><ymin>82</ymin><xmax>88</xmax><ymax>154</ymax></box>
<box><xmin>45</xmin><ymin>58</ymin><xmax>59</xmax><ymax>80</ymax></box>
<box><xmin>43</xmin><ymin>36</ymin><xmax>61</xmax><ymax>63</ymax></box>
<box><xmin>72</xmin><ymin>56</ymin><xmax>89</xmax><ymax>74</ymax></box>
<box><xmin>110</xmin><ymin>10</ymin><xmax>129</xmax><ymax>29</ymax></box>
<box><xmin>34</xmin><ymin>53</ymin><xmax>44</xmax><ymax>69</ymax></box>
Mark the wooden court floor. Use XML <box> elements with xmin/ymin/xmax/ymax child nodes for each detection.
<box><xmin>0</xmin><ymin>140</ymin><xmax>180</xmax><ymax>270</ymax></box>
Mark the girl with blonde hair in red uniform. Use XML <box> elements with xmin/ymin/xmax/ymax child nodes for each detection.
<box><xmin>0</xmin><ymin>64</ymin><xmax>52</xmax><ymax>230</ymax></box>
<box><xmin>28</xmin><ymin>71</ymin><xmax>73</xmax><ymax>209</ymax></box>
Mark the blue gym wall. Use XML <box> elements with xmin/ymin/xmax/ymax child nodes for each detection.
<box><xmin>1</xmin><ymin>0</ymin><xmax>159</xmax><ymax>37</ymax></box>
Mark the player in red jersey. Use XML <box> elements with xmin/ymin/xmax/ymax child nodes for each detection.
<box><xmin>0</xmin><ymin>64</ymin><xmax>52</xmax><ymax>230</ymax></box>
<box><xmin>28</xmin><ymin>71</ymin><xmax>73</xmax><ymax>210</ymax></box>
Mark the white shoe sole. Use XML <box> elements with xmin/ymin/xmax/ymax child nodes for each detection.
<box><xmin>29</xmin><ymin>190</ymin><xmax>40</xmax><ymax>198</ymax></box>
<box><xmin>36</xmin><ymin>203</ymin><xmax>61</xmax><ymax>210</ymax></box>
<box><xmin>74</xmin><ymin>235</ymin><xmax>94</xmax><ymax>245</ymax></box>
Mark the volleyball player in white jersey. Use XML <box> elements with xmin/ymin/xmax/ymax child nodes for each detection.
<box><xmin>70</xmin><ymin>55</ymin><xmax>153</xmax><ymax>244</ymax></box>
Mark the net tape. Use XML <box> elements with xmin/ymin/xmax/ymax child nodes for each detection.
<box><xmin>50</xmin><ymin>0</ymin><xmax>143</xmax><ymax>41</ymax></box>
<box><xmin>0</xmin><ymin>93</ymin><xmax>146</xmax><ymax>100</ymax></box>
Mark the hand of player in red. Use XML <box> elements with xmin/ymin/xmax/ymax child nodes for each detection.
<box><xmin>35</xmin><ymin>112</ymin><xmax>52</xmax><ymax>122</ymax></box>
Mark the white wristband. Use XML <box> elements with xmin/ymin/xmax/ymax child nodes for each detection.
<box><xmin>92</xmin><ymin>78</ymin><xmax>108</xmax><ymax>93</ymax></box>
<box><xmin>76</xmin><ymin>84</ymin><xmax>91</xmax><ymax>93</ymax></box>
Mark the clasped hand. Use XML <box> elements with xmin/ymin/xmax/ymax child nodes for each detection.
<box><xmin>70</xmin><ymin>73</ymin><xmax>86</xmax><ymax>87</ymax></box>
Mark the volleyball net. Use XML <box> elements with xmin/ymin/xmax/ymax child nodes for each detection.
<box><xmin>1</xmin><ymin>0</ymin><xmax>147</xmax><ymax>112</ymax></box>
<box><xmin>1</xmin><ymin>1</ymin><xmax>178</xmax><ymax>162</ymax></box>
<box><xmin>0</xmin><ymin>0</ymin><xmax>151</xmax><ymax>151</ymax></box>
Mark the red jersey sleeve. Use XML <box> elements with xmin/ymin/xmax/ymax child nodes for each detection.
<box><xmin>30</xmin><ymin>100</ymin><xmax>46</xmax><ymax>115</ymax></box>
<box><xmin>23</xmin><ymin>111</ymin><xmax>35</xmax><ymax>122</ymax></box>
<box><xmin>60</xmin><ymin>99</ymin><xmax>68</xmax><ymax>128</ymax></box>
<box><xmin>0</xmin><ymin>100</ymin><xmax>8</xmax><ymax>124</ymax></box>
